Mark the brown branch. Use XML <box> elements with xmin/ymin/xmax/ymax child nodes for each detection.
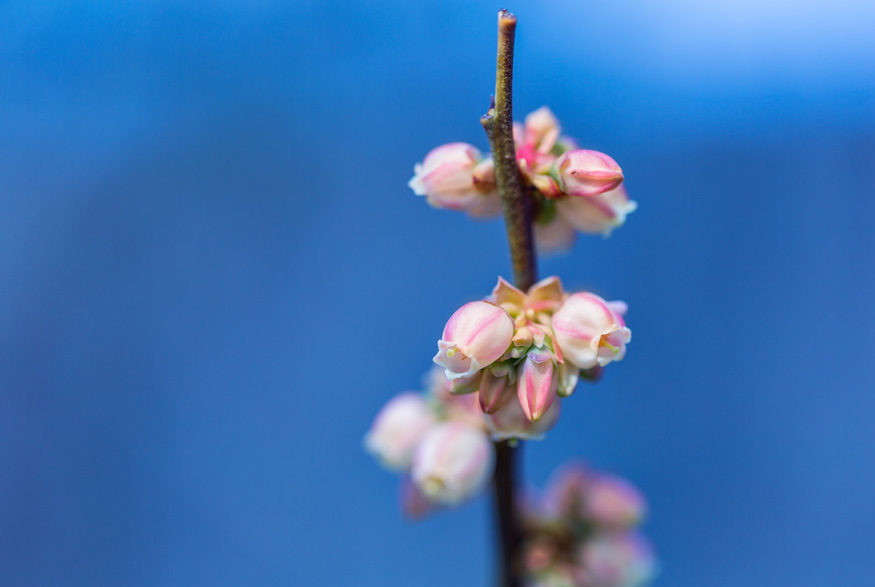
<box><xmin>481</xmin><ymin>9</ymin><xmax>537</xmax><ymax>587</ymax></box>
<box><xmin>481</xmin><ymin>10</ymin><xmax>538</xmax><ymax>293</ymax></box>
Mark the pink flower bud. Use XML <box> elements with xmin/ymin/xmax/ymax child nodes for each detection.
<box><xmin>364</xmin><ymin>393</ymin><xmax>437</xmax><ymax>471</ymax></box>
<box><xmin>555</xmin><ymin>185</ymin><xmax>637</xmax><ymax>236</ymax></box>
<box><xmin>411</xmin><ymin>422</ymin><xmax>495</xmax><ymax>505</ymax></box>
<box><xmin>517</xmin><ymin>347</ymin><xmax>558</xmax><ymax>422</ymax></box>
<box><xmin>551</xmin><ymin>293</ymin><xmax>631</xmax><ymax>370</ymax></box>
<box><xmin>586</xmin><ymin>474</ymin><xmax>647</xmax><ymax>528</ymax></box>
<box><xmin>479</xmin><ymin>367</ymin><xmax>514</xmax><ymax>414</ymax></box>
<box><xmin>485</xmin><ymin>393</ymin><xmax>561</xmax><ymax>441</ymax></box>
<box><xmin>434</xmin><ymin>301</ymin><xmax>515</xmax><ymax>380</ymax></box>
<box><xmin>551</xmin><ymin>149</ymin><xmax>624</xmax><ymax>198</ymax></box>
<box><xmin>517</xmin><ymin>107</ymin><xmax>561</xmax><ymax>174</ymax></box>
<box><xmin>579</xmin><ymin>532</ymin><xmax>656</xmax><ymax>587</ymax></box>
<box><xmin>408</xmin><ymin>142</ymin><xmax>501</xmax><ymax>217</ymax></box>
<box><xmin>524</xmin><ymin>106</ymin><xmax>561</xmax><ymax>153</ymax></box>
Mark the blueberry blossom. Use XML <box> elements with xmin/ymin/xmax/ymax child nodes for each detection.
<box><xmin>434</xmin><ymin>300</ymin><xmax>515</xmax><ymax>380</ymax></box>
<box><xmin>408</xmin><ymin>107</ymin><xmax>635</xmax><ymax>252</ymax></box>
<box><xmin>552</xmin><ymin>293</ymin><xmax>631</xmax><ymax>370</ymax></box>
<box><xmin>364</xmin><ymin>392</ymin><xmax>437</xmax><ymax>470</ymax></box>
<box><xmin>550</xmin><ymin>149</ymin><xmax>624</xmax><ymax>198</ymax></box>
<box><xmin>408</xmin><ymin>142</ymin><xmax>501</xmax><ymax>217</ymax></box>
<box><xmin>411</xmin><ymin>421</ymin><xmax>495</xmax><ymax>505</ymax></box>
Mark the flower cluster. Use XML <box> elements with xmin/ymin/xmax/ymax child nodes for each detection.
<box><xmin>434</xmin><ymin>276</ymin><xmax>630</xmax><ymax>427</ymax></box>
<box><xmin>364</xmin><ymin>369</ymin><xmax>493</xmax><ymax>513</ymax></box>
<box><xmin>408</xmin><ymin>107</ymin><xmax>637</xmax><ymax>251</ymax></box>
<box><xmin>365</xmin><ymin>366</ymin><xmax>566</xmax><ymax>515</ymax></box>
<box><xmin>522</xmin><ymin>463</ymin><xmax>656</xmax><ymax>587</ymax></box>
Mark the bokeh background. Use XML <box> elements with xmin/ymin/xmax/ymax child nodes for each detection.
<box><xmin>2</xmin><ymin>1</ymin><xmax>874</xmax><ymax>585</ymax></box>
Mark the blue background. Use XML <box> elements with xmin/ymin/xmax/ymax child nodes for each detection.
<box><xmin>2</xmin><ymin>1</ymin><xmax>874</xmax><ymax>585</ymax></box>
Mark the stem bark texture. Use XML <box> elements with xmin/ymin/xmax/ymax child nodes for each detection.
<box><xmin>481</xmin><ymin>10</ymin><xmax>537</xmax><ymax>587</ymax></box>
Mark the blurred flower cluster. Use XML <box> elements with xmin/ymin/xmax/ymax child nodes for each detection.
<box><xmin>364</xmin><ymin>368</ymin><xmax>492</xmax><ymax>513</ymax></box>
<box><xmin>365</xmin><ymin>367</ymin><xmax>564</xmax><ymax>514</ymax></box>
<box><xmin>408</xmin><ymin>106</ymin><xmax>637</xmax><ymax>252</ymax></box>
<box><xmin>521</xmin><ymin>463</ymin><xmax>656</xmax><ymax>587</ymax></box>
<box><xmin>434</xmin><ymin>276</ymin><xmax>630</xmax><ymax>426</ymax></box>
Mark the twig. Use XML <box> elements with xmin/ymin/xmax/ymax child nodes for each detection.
<box><xmin>480</xmin><ymin>9</ymin><xmax>537</xmax><ymax>587</ymax></box>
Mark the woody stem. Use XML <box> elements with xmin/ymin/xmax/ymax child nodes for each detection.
<box><xmin>480</xmin><ymin>9</ymin><xmax>537</xmax><ymax>587</ymax></box>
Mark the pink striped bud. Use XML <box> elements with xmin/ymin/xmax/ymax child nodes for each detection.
<box><xmin>364</xmin><ymin>393</ymin><xmax>437</xmax><ymax>471</ymax></box>
<box><xmin>408</xmin><ymin>143</ymin><xmax>501</xmax><ymax>217</ymax></box>
<box><xmin>478</xmin><ymin>365</ymin><xmax>515</xmax><ymax>414</ymax></box>
<box><xmin>551</xmin><ymin>149</ymin><xmax>624</xmax><ymax>198</ymax></box>
<box><xmin>411</xmin><ymin>422</ymin><xmax>495</xmax><ymax>505</ymax></box>
<box><xmin>517</xmin><ymin>347</ymin><xmax>558</xmax><ymax>422</ymax></box>
<box><xmin>586</xmin><ymin>474</ymin><xmax>647</xmax><ymax>529</ymax></box>
<box><xmin>434</xmin><ymin>301</ymin><xmax>515</xmax><ymax>380</ymax></box>
<box><xmin>485</xmin><ymin>392</ymin><xmax>561</xmax><ymax>441</ymax></box>
<box><xmin>579</xmin><ymin>532</ymin><xmax>656</xmax><ymax>587</ymax></box>
<box><xmin>552</xmin><ymin>293</ymin><xmax>631</xmax><ymax>370</ymax></box>
<box><xmin>556</xmin><ymin>185</ymin><xmax>637</xmax><ymax>236</ymax></box>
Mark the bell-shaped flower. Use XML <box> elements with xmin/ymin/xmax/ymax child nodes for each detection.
<box><xmin>556</xmin><ymin>184</ymin><xmax>637</xmax><ymax>237</ymax></box>
<box><xmin>551</xmin><ymin>149</ymin><xmax>624</xmax><ymax>198</ymax></box>
<box><xmin>364</xmin><ymin>393</ymin><xmax>437</xmax><ymax>471</ymax></box>
<box><xmin>408</xmin><ymin>142</ymin><xmax>501</xmax><ymax>217</ymax></box>
<box><xmin>434</xmin><ymin>301</ymin><xmax>515</xmax><ymax>380</ymax></box>
<box><xmin>552</xmin><ymin>293</ymin><xmax>631</xmax><ymax>370</ymax></box>
<box><xmin>579</xmin><ymin>532</ymin><xmax>657</xmax><ymax>587</ymax></box>
<box><xmin>411</xmin><ymin>422</ymin><xmax>495</xmax><ymax>505</ymax></box>
<box><xmin>517</xmin><ymin>347</ymin><xmax>559</xmax><ymax>422</ymax></box>
<box><xmin>586</xmin><ymin>474</ymin><xmax>647</xmax><ymax>529</ymax></box>
<box><xmin>485</xmin><ymin>391</ymin><xmax>561</xmax><ymax>440</ymax></box>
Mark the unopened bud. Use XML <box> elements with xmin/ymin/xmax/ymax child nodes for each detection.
<box><xmin>411</xmin><ymin>422</ymin><xmax>495</xmax><ymax>505</ymax></box>
<box><xmin>408</xmin><ymin>142</ymin><xmax>501</xmax><ymax>217</ymax></box>
<box><xmin>551</xmin><ymin>293</ymin><xmax>631</xmax><ymax>370</ymax></box>
<box><xmin>551</xmin><ymin>149</ymin><xmax>624</xmax><ymax>198</ymax></box>
<box><xmin>434</xmin><ymin>301</ymin><xmax>515</xmax><ymax>380</ymax></box>
<box><xmin>364</xmin><ymin>393</ymin><xmax>437</xmax><ymax>471</ymax></box>
<box><xmin>517</xmin><ymin>347</ymin><xmax>558</xmax><ymax>422</ymax></box>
